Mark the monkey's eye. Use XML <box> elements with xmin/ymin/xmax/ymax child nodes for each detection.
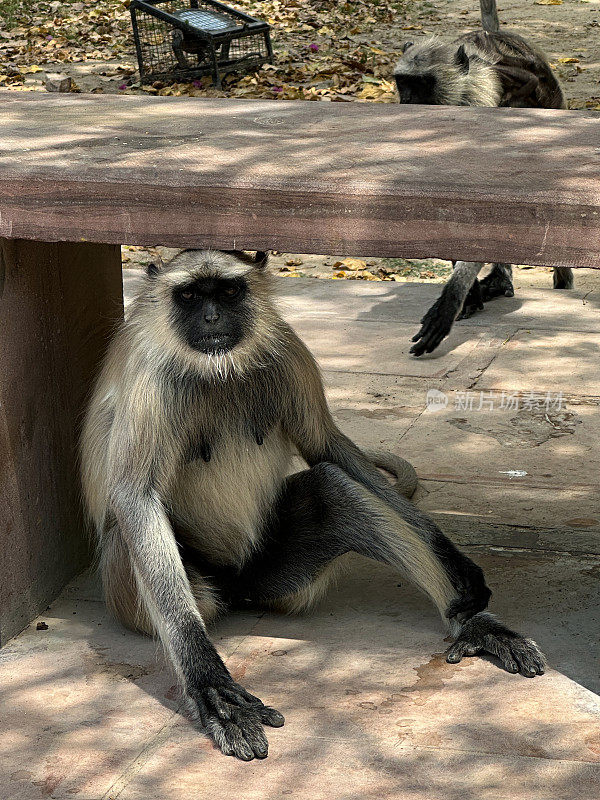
<box><xmin>221</xmin><ymin>285</ymin><xmax>240</xmax><ymax>298</ymax></box>
<box><xmin>179</xmin><ymin>289</ymin><xmax>196</xmax><ymax>301</ymax></box>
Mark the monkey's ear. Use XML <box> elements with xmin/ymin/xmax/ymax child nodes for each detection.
<box><xmin>146</xmin><ymin>262</ymin><xmax>160</xmax><ymax>277</ymax></box>
<box><xmin>223</xmin><ymin>250</ymin><xmax>269</xmax><ymax>268</ymax></box>
<box><xmin>454</xmin><ymin>45</ymin><xmax>470</xmax><ymax>73</ymax></box>
<box><xmin>402</xmin><ymin>41</ymin><xmax>413</xmax><ymax>53</ymax></box>
<box><xmin>254</xmin><ymin>251</ymin><xmax>270</xmax><ymax>268</ymax></box>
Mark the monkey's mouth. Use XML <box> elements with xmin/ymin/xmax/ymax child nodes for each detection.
<box><xmin>192</xmin><ymin>334</ymin><xmax>235</xmax><ymax>354</ymax></box>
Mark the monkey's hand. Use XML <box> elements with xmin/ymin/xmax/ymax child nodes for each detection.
<box><xmin>410</xmin><ymin>284</ymin><xmax>463</xmax><ymax>356</ymax></box>
<box><xmin>188</xmin><ymin>676</ymin><xmax>285</xmax><ymax>760</ymax></box>
<box><xmin>446</xmin><ymin>612</ymin><xmax>546</xmax><ymax>677</ymax></box>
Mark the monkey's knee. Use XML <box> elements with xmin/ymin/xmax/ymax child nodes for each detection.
<box><xmin>102</xmin><ymin>567</ymin><xmax>155</xmax><ymax>636</ymax></box>
<box><xmin>310</xmin><ymin>461</ymin><xmax>348</xmax><ymax>485</ymax></box>
<box><xmin>100</xmin><ymin>528</ymin><xmax>154</xmax><ymax>635</ymax></box>
<box><xmin>308</xmin><ymin>461</ymin><xmax>371</xmax><ymax>521</ymax></box>
<box><xmin>104</xmin><ymin>562</ymin><xmax>222</xmax><ymax>635</ymax></box>
<box><xmin>186</xmin><ymin>566</ymin><xmax>224</xmax><ymax>625</ymax></box>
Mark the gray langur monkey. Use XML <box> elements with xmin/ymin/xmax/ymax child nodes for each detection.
<box><xmin>81</xmin><ymin>249</ymin><xmax>545</xmax><ymax>761</ymax></box>
<box><xmin>393</xmin><ymin>31</ymin><xmax>574</xmax><ymax>356</ymax></box>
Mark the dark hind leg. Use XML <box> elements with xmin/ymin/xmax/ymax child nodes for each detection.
<box><xmin>479</xmin><ymin>263</ymin><xmax>515</xmax><ymax>301</ymax></box>
<box><xmin>215</xmin><ymin>464</ymin><xmax>544</xmax><ymax>676</ymax></box>
<box><xmin>553</xmin><ymin>267</ymin><xmax>574</xmax><ymax>289</ymax></box>
<box><xmin>211</xmin><ymin>465</ymin><xmax>484</xmax><ymax>620</ymax></box>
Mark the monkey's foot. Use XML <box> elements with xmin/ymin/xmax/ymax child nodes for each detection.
<box><xmin>457</xmin><ymin>278</ymin><xmax>485</xmax><ymax>319</ymax></box>
<box><xmin>190</xmin><ymin>679</ymin><xmax>284</xmax><ymax>760</ymax></box>
<box><xmin>553</xmin><ymin>267</ymin><xmax>574</xmax><ymax>290</ymax></box>
<box><xmin>446</xmin><ymin>612</ymin><xmax>546</xmax><ymax>677</ymax></box>
<box><xmin>479</xmin><ymin>272</ymin><xmax>515</xmax><ymax>302</ymax></box>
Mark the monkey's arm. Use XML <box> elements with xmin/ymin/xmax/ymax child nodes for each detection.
<box><xmin>494</xmin><ymin>65</ymin><xmax>540</xmax><ymax>104</ymax></box>
<box><xmin>410</xmin><ymin>261</ymin><xmax>483</xmax><ymax>356</ymax></box>
<box><xmin>107</xmin><ymin>390</ymin><xmax>283</xmax><ymax>760</ymax></box>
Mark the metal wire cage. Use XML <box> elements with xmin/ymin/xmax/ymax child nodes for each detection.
<box><xmin>129</xmin><ymin>0</ymin><xmax>273</xmax><ymax>86</ymax></box>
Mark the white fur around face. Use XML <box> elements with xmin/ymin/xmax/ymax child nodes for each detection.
<box><xmin>125</xmin><ymin>250</ymin><xmax>284</xmax><ymax>381</ymax></box>
<box><xmin>393</xmin><ymin>36</ymin><xmax>502</xmax><ymax>107</ymax></box>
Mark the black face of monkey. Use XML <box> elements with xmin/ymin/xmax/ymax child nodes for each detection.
<box><xmin>171</xmin><ymin>277</ymin><xmax>251</xmax><ymax>354</ymax></box>
<box><xmin>394</xmin><ymin>73</ymin><xmax>437</xmax><ymax>104</ymax></box>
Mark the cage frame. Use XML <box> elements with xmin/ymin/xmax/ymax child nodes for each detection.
<box><xmin>129</xmin><ymin>0</ymin><xmax>273</xmax><ymax>87</ymax></box>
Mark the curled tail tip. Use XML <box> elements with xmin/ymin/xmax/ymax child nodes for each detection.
<box><xmin>364</xmin><ymin>449</ymin><xmax>418</xmax><ymax>499</ymax></box>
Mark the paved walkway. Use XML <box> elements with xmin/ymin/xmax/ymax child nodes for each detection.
<box><xmin>2</xmin><ymin>275</ymin><xmax>599</xmax><ymax>800</ymax></box>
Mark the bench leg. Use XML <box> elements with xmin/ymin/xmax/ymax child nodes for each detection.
<box><xmin>0</xmin><ymin>239</ymin><xmax>123</xmax><ymax>645</ymax></box>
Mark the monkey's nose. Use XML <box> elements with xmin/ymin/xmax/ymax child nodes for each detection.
<box><xmin>203</xmin><ymin>302</ymin><xmax>220</xmax><ymax>323</ymax></box>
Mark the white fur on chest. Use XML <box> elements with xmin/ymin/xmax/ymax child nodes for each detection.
<box><xmin>167</xmin><ymin>427</ymin><xmax>293</xmax><ymax>566</ymax></box>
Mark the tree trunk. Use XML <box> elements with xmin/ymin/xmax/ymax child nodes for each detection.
<box><xmin>480</xmin><ymin>0</ymin><xmax>500</xmax><ymax>32</ymax></box>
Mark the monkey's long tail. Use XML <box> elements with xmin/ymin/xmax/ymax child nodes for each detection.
<box><xmin>363</xmin><ymin>450</ymin><xmax>418</xmax><ymax>499</ymax></box>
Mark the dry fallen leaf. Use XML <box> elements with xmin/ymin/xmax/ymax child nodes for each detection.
<box><xmin>558</xmin><ymin>57</ymin><xmax>580</xmax><ymax>64</ymax></box>
<box><xmin>333</xmin><ymin>258</ymin><xmax>367</xmax><ymax>271</ymax></box>
<box><xmin>535</xmin><ymin>0</ymin><xmax>562</xmax><ymax>4</ymax></box>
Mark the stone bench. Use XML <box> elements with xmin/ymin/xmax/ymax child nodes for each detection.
<box><xmin>1</xmin><ymin>92</ymin><xmax>598</xmax><ymax>644</ymax></box>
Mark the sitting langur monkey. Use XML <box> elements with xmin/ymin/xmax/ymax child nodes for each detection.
<box><xmin>393</xmin><ymin>31</ymin><xmax>574</xmax><ymax>356</ymax></box>
<box><xmin>81</xmin><ymin>250</ymin><xmax>545</xmax><ymax>761</ymax></box>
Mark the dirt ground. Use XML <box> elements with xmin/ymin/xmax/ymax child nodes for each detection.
<box><xmin>2</xmin><ymin>0</ymin><xmax>599</xmax><ymax>285</ymax></box>
<box><xmin>4</xmin><ymin>0</ymin><xmax>599</xmax><ymax>105</ymax></box>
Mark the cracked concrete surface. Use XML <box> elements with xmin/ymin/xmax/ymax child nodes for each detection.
<box><xmin>1</xmin><ymin>275</ymin><xmax>598</xmax><ymax>799</ymax></box>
